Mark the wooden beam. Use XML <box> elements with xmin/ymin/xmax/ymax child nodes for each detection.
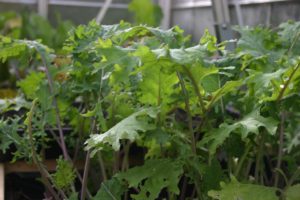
<box><xmin>4</xmin><ymin>160</ymin><xmax>84</xmax><ymax>174</ymax></box>
<box><xmin>95</xmin><ymin>0</ymin><xmax>113</xmax><ymax>24</ymax></box>
<box><xmin>159</xmin><ymin>0</ymin><xmax>172</xmax><ymax>29</ymax></box>
<box><xmin>38</xmin><ymin>0</ymin><xmax>49</xmax><ymax>18</ymax></box>
<box><xmin>0</xmin><ymin>164</ymin><xmax>4</xmax><ymax>200</ymax></box>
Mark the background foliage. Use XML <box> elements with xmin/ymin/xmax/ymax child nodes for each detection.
<box><xmin>0</xmin><ymin>13</ymin><xmax>300</xmax><ymax>200</ymax></box>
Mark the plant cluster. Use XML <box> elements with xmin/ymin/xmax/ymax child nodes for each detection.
<box><xmin>0</xmin><ymin>20</ymin><xmax>300</xmax><ymax>200</ymax></box>
<box><xmin>0</xmin><ymin>11</ymin><xmax>73</xmax><ymax>91</ymax></box>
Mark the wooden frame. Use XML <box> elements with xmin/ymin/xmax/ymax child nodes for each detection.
<box><xmin>0</xmin><ymin>160</ymin><xmax>84</xmax><ymax>199</ymax></box>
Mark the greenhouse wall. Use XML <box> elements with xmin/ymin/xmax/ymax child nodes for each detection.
<box><xmin>0</xmin><ymin>0</ymin><xmax>300</xmax><ymax>40</ymax></box>
<box><xmin>172</xmin><ymin>0</ymin><xmax>300</xmax><ymax>40</ymax></box>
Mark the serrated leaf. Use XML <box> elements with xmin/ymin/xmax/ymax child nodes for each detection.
<box><xmin>0</xmin><ymin>118</ymin><xmax>21</xmax><ymax>153</ymax></box>
<box><xmin>247</xmin><ymin>68</ymin><xmax>286</xmax><ymax>100</ymax></box>
<box><xmin>285</xmin><ymin>184</ymin><xmax>300</xmax><ymax>200</ymax></box>
<box><xmin>85</xmin><ymin>108</ymin><xmax>158</xmax><ymax>153</ymax></box>
<box><xmin>199</xmin><ymin>159</ymin><xmax>226</xmax><ymax>194</ymax></box>
<box><xmin>168</xmin><ymin>45</ymin><xmax>212</xmax><ymax>64</ymax></box>
<box><xmin>208</xmin><ymin>176</ymin><xmax>278</xmax><ymax>200</ymax></box>
<box><xmin>134</xmin><ymin>46</ymin><xmax>178</xmax><ymax>115</ymax></box>
<box><xmin>201</xmin><ymin>74</ymin><xmax>220</xmax><ymax>92</ymax></box>
<box><xmin>200</xmin><ymin>29</ymin><xmax>218</xmax><ymax>52</ymax></box>
<box><xmin>92</xmin><ymin>178</ymin><xmax>125</xmax><ymax>200</ymax></box>
<box><xmin>287</xmin><ymin>130</ymin><xmax>300</xmax><ymax>153</ymax></box>
<box><xmin>117</xmin><ymin>159</ymin><xmax>183</xmax><ymax>200</ymax></box>
<box><xmin>199</xmin><ymin>110</ymin><xmax>278</xmax><ymax>156</ymax></box>
<box><xmin>17</xmin><ymin>72</ymin><xmax>45</xmax><ymax>99</ymax></box>
<box><xmin>209</xmin><ymin>80</ymin><xmax>243</xmax><ymax>107</ymax></box>
<box><xmin>52</xmin><ymin>157</ymin><xmax>76</xmax><ymax>190</ymax></box>
<box><xmin>234</xmin><ymin>26</ymin><xmax>283</xmax><ymax>64</ymax></box>
<box><xmin>68</xmin><ymin>192</ymin><xmax>78</xmax><ymax>200</ymax></box>
<box><xmin>278</xmin><ymin>21</ymin><xmax>300</xmax><ymax>55</ymax></box>
<box><xmin>0</xmin><ymin>36</ymin><xmax>26</xmax><ymax>62</ymax></box>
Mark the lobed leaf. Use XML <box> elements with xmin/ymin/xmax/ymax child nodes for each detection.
<box><xmin>117</xmin><ymin>159</ymin><xmax>183</xmax><ymax>200</ymax></box>
<box><xmin>85</xmin><ymin>108</ymin><xmax>158</xmax><ymax>154</ymax></box>
<box><xmin>208</xmin><ymin>176</ymin><xmax>278</xmax><ymax>200</ymax></box>
<box><xmin>199</xmin><ymin>110</ymin><xmax>278</xmax><ymax>156</ymax></box>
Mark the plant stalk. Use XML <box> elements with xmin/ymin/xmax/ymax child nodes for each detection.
<box><xmin>27</xmin><ymin>100</ymin><xmax>62</xmax><ymax>200</ymax></box>
<box><xmin>277</xmin><ymin>62</ymin><xmax>300</xmax><ymax>102</ymax></box>
<box><xmin>234</xmin><ymin>142</ymin><xmax>252</xmax><ymax>178</ymax></box>
<box><xmin>81</xmin><ymin>150</ymin><xmax>91</xmax><ymax>200</ymax></box>
<box><xmin>38</xmin><ymin>50</ymin><xmax>69</xmax><ymax>160</ymax></box>
<box><xmin>98</xmin><ymin>153</ymin><xmax>108</xmax><ymax>181</ymax></box>
<box><xmin>255</xmin><ymin>135</ymin><xmax>264</xmax><ymax>184</ymax></box>
<box><xmin>274</xmin><ymin>112</ymin><xmax>285</xmax><ymax>187</ymax></box>
<box><xmin>177</xmin><ymin>71</ymin><xmax>196</xmax><ymax>154</ymax></box>
<box><xmin>182</xmin><ymin>65</ymin><xmax>206</xmax><ymax>114</ymax></box>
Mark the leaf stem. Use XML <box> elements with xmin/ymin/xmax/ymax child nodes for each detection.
<box><xmin>38</xmin><ymin>49</ymin><xmax>69</xmax><ymax>160</ymax></box>
<box><xmin>274</xmin><ymin>112</ymin><xmax>285</xmax><ymax>187</ymax></box>
<box><xmin>98</xmin><ymin>152</ymin><xmax>108</xmax><ymax>181</ymax></box>
<box><xmin>177</xmin><ymin>71</ymin><xmax>204</xmax><ymax>199</ymax></box>
<box><xmin>81</xmin><ymin>118</ymin><xmax>97</xmax><ymax>200</ymax></box>
<box><xmin>234</xmin><ymin>142</ymin><xmax>252</xmax><ymax>178</ymax></box>
<box><xmin>101</xmin><ymin>182</ymin><xmax>118</xmax><ymax>200</ymax></box>
<box><xmin>121</xmin><ymin>141</ymin><xmax>131</xmax><ymax>171</ymax></box>
<box><xmin>255</xmin><ymin>135</ymin><xmax>265</xmax><ymax>184</ymax></box>
<box><xmin>287</xmin><ymin>167</ymin><xmax>300</xmax><ymax>187</ymax></box>
<box><xmin>177</xmin><ymin>71</ymin><xmax>196</xmax><ymax>154</ymax></box>
<box><xmin>277</xmin><ymin>62</ymin><xmax>300</xmax><ymax>102</ymax></box>
<box><xmin>286</xmin><ymin>32</ymin><xmax>300</xmax><ymax>55</ymax></box>
<box><xmin>182</xmin><ymin>65</ymin><xmax>206</xmax><ymax>114</ymax></box>
<box><xmin>27</xmin><ymin>100</ymin><xmax>62</xmax><ymax>200</ymax></box>
<box><xmin>35</xmin><ymin>45</ymin><xmax>92</xmax><ymax>198</ymax></box>
<box><xmin>179</xmin><ymin>176</ymin><xmax>188</xmax><ymax>200</ymax></box>
<box><xmin>80</xmin><ymin>150</ymin><xmax>91</xmax><ymax>200</ymax></box>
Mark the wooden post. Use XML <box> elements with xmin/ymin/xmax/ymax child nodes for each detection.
<box><xmin>159</xmin><ymin>0</ymin><xmax>172</xmax><ymax>29</ymax></box>
<box><xmin>95</xmin><ymin>0</ymin><xmax>113</xmax><ymax>24</ymax></box>
<box><xmin>38</xmin><ymin>0</ymin><xmax>49</xmax><ymax>18</ymax></box>
<box><xmin>0</xmin><ymin>164</ymin><xmax>4</xmax><ymax>200</ymax></box>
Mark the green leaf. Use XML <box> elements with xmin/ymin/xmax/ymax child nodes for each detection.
<box><xmin>112</xmin><ymin>25</ymin><xmax>186</xmax><ymax>47</ymax></box>
<box><xmin>168</xmin><ymin>45</ymin><xmax>213</xmax><ymax>64</ymax></box>
<box><xmin>209</xmin><ymin>80</ymin><xmax>243</xmax><ymax>107</ymax></box>
<box><xmin>287</xmin><ymin>130</ymin><xmax>300</xmax><ymax>153</ymax></box>
<box><xmin>134</xmin><ymin>46</ymin><xmax>178</xmax><ymax>115</ymax></box>
<box><xmin>247</xmin><ymin>68</ymin><xmax>286</xmax><ymax>100</ymax></box>
<box><xmin>199</xmin><ymin>110</ymin><xmax>278</xmax><ymax>156</ymax></box>
<box><xmin>0</xmin><ymin>36</ymin><xmax>26</xmax><ymax>62</ymax></box>
<box><xmin>0</xmin><ymin>118</ymin><xmax>21</xmax><ymax>153</ymax></box>
<box><xmin>234</xmin><ymin>26</ymin><xmax>283</xmax><ymax>64</ymax></box>
<box><xmin>199</xmin><ymin>159</ymin><xmax>226</xmax><ymax>194</ymax></box>
<box><xmin>208</xmin><ymin>176</ymin><xmax>278</xmax><ymax>200</ymax></box>
<box><xmin>278</xmin><ymin>21</ymin><xmax>300</xmax><ymax>55</ymax></box>
<box><xmin>117</xmin><ymin>159</ymin><xmax>183</xmax><ymax>200</ymax></box>
<box><xmin>52</xmin><ymin>157</ymin><xmax>76</xmax><ymax>190</ymax></box>
<box><xmin>17</xmin><ymin>72</ymin><xmax>45</xmax><ymax>99</ymax></box>
<box><xmin>85</xmin><ymin>108</ymin><xmax>158</xmax><ymax>153</ymax></box>
<box><xmin>201</xmin><ymin>74</ymin><xmax>220</xmax><ymax>92</ymax></box>
<box><xmin>68</xmin><ymin>193</ymin><xmax>78</xmax><ymax>200</ymax></box>
<box><xmin>190</xmin><ymin>64</ymin><xmax>219</xmax><ymax>81</ymax></box>
<box><xmin>285</xmin><ymin>184</ymin><xmax>300</xmax><ymax>200</ymax></box>
<box><xmin>92</xmin><ymin>178</ymin><xmax>125</xmax><ymax>200</ymax></box>
<box><xmin>200</xmin><ymin>29</ymin><xmax>218</xmax><ymax>52</ymax></box>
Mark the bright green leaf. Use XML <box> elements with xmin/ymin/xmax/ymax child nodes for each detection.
<box><xmin>85</xmin><ymin>108</ymin><xmax>158</xmax><ymax>154</ymax></box>
<box><xmin>285</xmin><ymin>184</ymin><xmax>300</xmax><ymax>200</ymax></box>
<box><xmin>199</xmin><ymin>110</ymin><xmax>278</xmax><ymax>156</ymax></box>
<box><xmin>92</xmin><ymin>178</ymin><xmax>125</xmax><ymax>200</ymax></box>
<box><xmin>208</xmin><ymin>176</ymin><xmax>278</xmax><ymax>200</ymax></box>
<box><xmin>117</xmin><ymin>159</ymin><xmax>183</xmax><ymax>200</ymax></box>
